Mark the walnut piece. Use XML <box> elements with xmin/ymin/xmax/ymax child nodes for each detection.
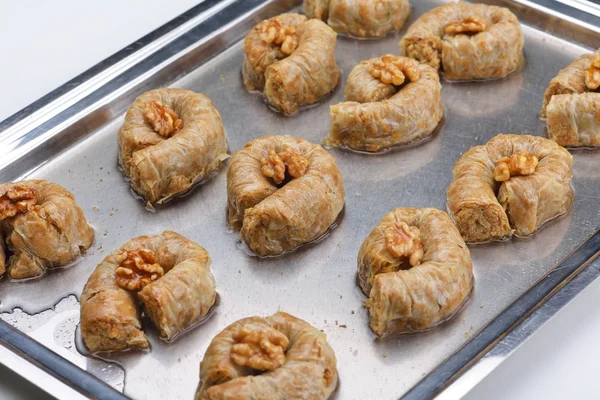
<box><xmin>144</xmin><ymin>101</ymin><xmax>183</xmax><ymax>137</ymax></box>
<box><xmin>230</xmin><ymin>325</ymin><xmax>289</xmax><ymax>371</ymax></box>
<box><xmin>368</xmin><ymin>55</ymin><xmax>420</xmax><ymax>86</ymax></box>
<box><xmin>260</xmin><ymin>147</ymin><xmax>308</xmax><ymax>185</ymax></box>
<box><xmin>0</xmin><ymin>185</ymin><xmax>36</xmax><ymax>221</ymax></box>
<box><xmin>585</xmin><ymin>57</ymin><xmax>600</xmax><ymax>90</ymax></box>
<box><xmin>493</xmin><ymin>153</ymin><xmax>539</xmax><ymax>182</ymax></box>
<box><xmin>384</xmin><ymin>222</ymin><xmax>424</xmax><ymax>267</ymax></box>
<box><xmin>259</xmin><ymin>19</ymin><xmax>298</xmax><ymax>55</ymax></box>
<box><xmin>445</xmin><ymin>16</ymin><xmax>488</xmax><ymax>35</ymax></box>
<box><xmin>115</xmin><ymin>249</ymin><xmax>164</xmax><ymax>291</ymax></box>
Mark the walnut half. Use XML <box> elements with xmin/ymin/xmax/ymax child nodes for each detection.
<box><xmin>144</xmin><ymin>101</ymin><xmax>183</xmax><ymax>138</ymax></box>
<box><xmin>260</xmin><ymin>147</ymin><xmax>308</xmax><ymax>185</ymax></box>
<box><xmin>368</xmin><ymin>55</ymin><xmax>420</xmax><ymax>86</ymax></box>
<box><xmin>585</xmin><ymin>57</ymin><xmax>600</xmax><ymax>90</ymax></box>
<box><xmin>0</xmin><ymin>185</ymin><xmax>37</xmax><ymax>221</ymax></box>
<box><xmin>230</xmin><ymin>325</ymin><xmax>289</xmax><ymax>371</ymax></box>
<box><xmin>445</xmin><ymin>16</ymin><xmax>488</xmax><ymax>35</ymax></box>
<box><xmin>493</xmin><ymin>153</ymin><xmax>539</xmax><ymax>182</ymax></box>
<box><xmin>259</xmin><ymin>19</ymin><xmax>298</xmax><ymax>55</ymax></box>
<box><xmin>115</xmin><ymin>249</ymin><xmax>164</xmax><ymax>291</ymax></box>
<box><xmin>384</xmin><ymin>222</ymin><xmax>424</xmax><ymax>268</ymax></box>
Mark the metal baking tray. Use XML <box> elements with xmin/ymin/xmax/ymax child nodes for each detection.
<box><xmin>1</xmin><ymin>0</ymin><xmax>600</xmax><ymax>399</ymax></box>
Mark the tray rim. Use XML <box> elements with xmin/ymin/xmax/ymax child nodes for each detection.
<box><xmin>1</xmin><ymin>0</ymin><xmax>600</xmax><ymax>399</ymax></box>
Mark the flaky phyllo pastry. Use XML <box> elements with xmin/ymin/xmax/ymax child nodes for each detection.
<box><xmin>541</xmin><ymin>48</ymin><xmax>600</xmax><ymax>147</ymax></box>
<box><xmin>326</xmin><ymin>55</ymin><xmax>444</xmax><ymax>152</ymax></box>
<box><xmin>400</xmin><ymin>2</ymin><xmax>523</xmax><ymax>80</ymax></box>
<box><xmin>118</xmin><ymin>88</ymin><xmax>228</xmax><ymax>206</ymax></box>
<box><xmin>195</xmin><ymin>312</ymin><xmax>337</xmax><ymax>400</ymax></box>
<box><xmin>304</xmin><ymin>0</ymin><xmax>410</xmax><ymax>38</ymax></box>
<box><xmin>80</xmin><ymin>231</ymin><xmax>217</xmax><ymax>352</ymax></box>
<box><xmin>358</xmin><ymin>208</ymin><xmax>472</xmax><ymax>337</ymax></box>
<box><xmin>242</xmin><ymin>13</ymin><xmax>340</xmax><ymax>114</ymax></box>
<box><xmin>0</xmin><ymin>180</ymin><xmax>94</xmax><ymax>279</ymax></box>
<box><xmin>227</xmin><ymin>136</ymin><xmax>345</xmax><ymax>257</ymax></box>
<box><xmin>447</xmin><ymin>134</ymin><xmax>573</xmax><ymax>243</ymax></box>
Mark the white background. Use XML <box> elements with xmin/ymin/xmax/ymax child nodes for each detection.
<box><xmin>2</xmin><ymin>1</ymin><xmax>600</xmax><ymax>399</ymax></box>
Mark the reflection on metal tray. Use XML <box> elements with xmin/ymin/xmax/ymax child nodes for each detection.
<box><xmin>1</xmin><ymin>0</ymin><xmax>600</xmax><ymax>399</ymax></box>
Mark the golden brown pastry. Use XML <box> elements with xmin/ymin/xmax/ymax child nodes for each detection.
<box><xmin>227</xmin><ymin>136</ymin><xmax>345</xmax><ymax>257</ymax></box>
<box><xmin>80</xmin><ymin>231</ymin><xmax>216</xmax><ymax>352</ymax></box>
<box><xmin>242</xmin><ymin>13</ymin><xmax>340</xmax><ymax>114</ymax></box>
<box><xmin>540</xmin><ymin>49</ymin><xmax>600</xmax><ymax>118</ymax></box>
<box><xmin>541</xmin><ymin>49</ymin><xmax>600</xmax><ymax>146</ymax></box>
<box><xmin>358</xmin><ymin>208</ymin><xmax>472</xmax><ymax>337</ymax></box>
<box><xmin>447</xmin><ymin>134</ymin><xmax>573</xmax><ymax>243</ymax></box>
<box><xmin>118</xmin><ymin>88</ymin><xmax>228</xmax><ymax>206</ymax></box>
<box><xmin>399</xmin><ymin>2</ymin><xmax>523</xmax><ymax>80</ymax></box>
<box><xmin>195</xmin><ymin>312</ymin><xmax>337</xmax><ymax>400</ymax></box>
<box><xmin>304</xmin><ymin>0</ymin><xmax>411</xmax><ymax>38</ymax></box>
<box><xmin>326</xmin><ymin>55</ymin><xmax>443</xmax><ymax>152</ymax></box>
<box><xmin>0</xmin><ymin>180</ymin><xmax>94</xmax><ymax>279</ymax></box>
<box><xmin>546</xmin><ymin>93</ymin><xmax>600</xmax><ymax>147</ymax></box>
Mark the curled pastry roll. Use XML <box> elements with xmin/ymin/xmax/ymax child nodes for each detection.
<box><xmin>242</xmin><ymin>13</ymin><xmax>340</xmax><ymax>114</ymax></box>
<box><xmin>399</xmin><ymin>2</ymin><xmax>523</xmax><ymax>80</ymax></box>
<box><xmin>326</xmin><ymin>55</ymin><xmax>444</xmax><ymax>152</ymax></box>
<box><xmin>80</xmin><ymin>231</ymin><xmax>217</xmax><ymax>352</ymax></box>
<box><xmin>358</xmin><ymin>208</ymin><xmax>472</xmax><ymax>336</ymax></box>
<box><xmin>304</xmin><ymin>0</ymin><xmax>411</xmax><ymax>38</ymax></box>
<box><xmin>540</xmin><ymin>49</ymin><xmax>600</xmax><ymax>118</ymax></box>
<box><xmin>195</xmin><ymin>312</ymin><xmax>337</xmax><ymax>400</ymax></box>
<box><xmin>541</xmin><ymin>49</ymin><xmax>600</xmax><ymax>146</ymax></box>
<box><xmin>0</xmin><ymin>180</ymin><xmax>94</xmax><ymax>279</ymax></box>
<box><xmin>546</xmin><ymin>93</ymin><xmax>600</xmax><ymax>147</ymax></box>
<box><xmin>227</xmin><ymin>136</ymin><xmax>345</xmax><ymax>256</ymax></box>
<box><xmin>447</xmin><ymin>134</ymin><xmax>573</xmax><ymax>243</ymax></box>
<box><xmin>118</xmin><ymin>88</ymin><xmax>228</xmax><ymax>206</ymax></box>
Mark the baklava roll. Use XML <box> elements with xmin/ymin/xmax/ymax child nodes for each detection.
<box><xmin>196</xmin><ymin>312</ymin><xmax>337</xmax><ymax>400</ymax></box>
<box><xmin>0</xmin><ymin>180</ymin><xmax>94</xmax><ymax>279</ymax></box>
<box><xmin>81</xmin><ymin>231</ymin><xmax>217</xmax><ymax>352</ymax></box>
<box><xmin>400</xmin><ymin>2</ymin><xmax>523</xmax><ymax>80</ymax></box>
<box><xmin>359</xmin><ymin>208</ymin><xmax>473</xmax><ymax>337</ymax></box>
<box><xmin>118</xmin><ymin>88</ymin><xmax>228</xmax><ymax>205</ymax></box>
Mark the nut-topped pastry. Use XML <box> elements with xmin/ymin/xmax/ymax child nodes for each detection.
<box><xmin>118</xmin><ymin>88</ymin><xmax>228</xmax><ymax>206</ymax></box>
<box><xmin>227</xmin><ymin>136</ymin><xmax>344</xmax><ymax>256</ymax></box>
<box><xmin>400</xmin><ymin>2</ymin><xmax>524</xmax><ymax>80</ymax></box>
<box><xmin>242</xmin><ymin>13</ymin><xmax>340</xmax><ymax>114</ymax></box>
<box><xmin>358</xmin><ymin>208</ymin><xmax>473</xmax><ymax>336</ymax></box>
<box><xmin>326</xmin><ymin>55</ymin><xmax>444</xmax><ymax>152</ymax></box>
<box><xmin>80</xmin><ymin>231</ymin><xmax>217</xmax><ymax>352</ymax></box>
<box><xmin>541</xmin><ymin>49</ymin><xmax>600</xmax><ymax>147</ymax></box>
<box><xmin>447</xmin><ymin>134</ymin><xmax>574</xmax><ymax>243</ymax></box>
<box><xmin>304</xmin><ymin>0</ymin><xmax>411</xmax><ymax>38</ymax></box>
<box><xmin>195</xmin><ymin>312</ymin><xmax>337</xmax><ymax>400</ymax></box>
<box><xmin>0</xmin><ymin>180</ymin><xmax>94</xmax><ymax>279</ymax></box>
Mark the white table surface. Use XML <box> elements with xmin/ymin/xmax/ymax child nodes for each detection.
<box><xmin>2</xmin><ymin>1</ymin><xmax>600</xmax><ymax>399</ymax></box>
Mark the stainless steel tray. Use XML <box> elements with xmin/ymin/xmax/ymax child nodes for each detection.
<box><xmin>1</xmin><ymin>0</ymin><xmax>600</xmax><ymax>399</ymax></box>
